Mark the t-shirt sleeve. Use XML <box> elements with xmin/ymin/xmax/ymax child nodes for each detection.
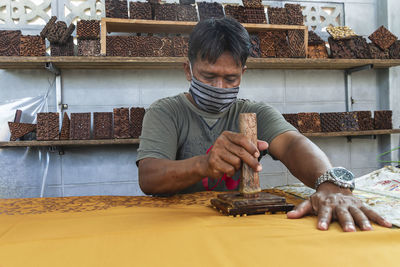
<box><xmin>249</xmin><ymin>102</ymin><xmax>298</xmax><ymax>144</ymax></box>
<box><xmin>136</xmin><ymin>103</ymin><xmax>178</xmax><ymax>164</ymax></box>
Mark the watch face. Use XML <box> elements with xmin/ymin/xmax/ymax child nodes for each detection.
<box><xmin>331</xmin><ymin>167</ymin><xmax>354</xmax><ymax>182</ymax></box>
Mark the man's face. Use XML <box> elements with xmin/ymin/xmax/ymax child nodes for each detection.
<box><xmin>184</xmin><ymin>51</ymin><xmax>246</xmax><ymax>89</ymax></box>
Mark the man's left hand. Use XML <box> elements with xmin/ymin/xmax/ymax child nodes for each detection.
<box><xmin>286</xmin><ymin>182</ymin><xmax>392</xmax><ymax>231</ymax></box>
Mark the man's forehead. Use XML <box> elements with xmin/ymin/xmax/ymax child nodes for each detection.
<box><xmin>193</xmin><ymin>52</ymin><xmax>243</xmax><ymax>73</ymax></box>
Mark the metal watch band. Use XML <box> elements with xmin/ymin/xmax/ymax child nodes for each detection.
<box><xmin>315</xmin><ymin>170</ymin><xmax>354</xmax><ymax>191</ymax></box>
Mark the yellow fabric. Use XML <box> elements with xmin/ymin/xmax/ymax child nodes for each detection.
<box><xmin>0</xmin><ymin>192</ymin><xmax>398</xmax><ymax>267</ymax></box>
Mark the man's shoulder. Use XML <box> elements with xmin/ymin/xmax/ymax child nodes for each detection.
<box><xmin>235</xmin><ymin>98</ymin><xmax>276</xmax><ymax>112</ymax></box>
<box><xmin>149</xmin><ymin>94</ymin><xmax>184</xmax><ymax>110</ymax></box>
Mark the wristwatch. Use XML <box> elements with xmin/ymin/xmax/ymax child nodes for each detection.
<box><xmin>315</xmin><ymin>167</ymin><xmax>355</xmax><ymax>191</ymax></box>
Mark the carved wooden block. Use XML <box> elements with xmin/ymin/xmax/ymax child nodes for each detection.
<box><xmin>328</xmin><ymin>37</ymin><xmax>353</xmax><ymax>59</ymax></box>
<box><xmin>94</xmin><ymin>112</ymin><xmax>113</xmax><ymax>139</ymax></box>
<box><xmin>273</xmin><ymin>31</ymin><xmax>290</xmax><ymax>58</ymax></box>
<box><xmin>308</xmin><ymin>30</ymin><xmax>324</xmax><ymax>45</ymax></box>
<box><xmin>389</xmin><ymin>40</ymin><xmax>400</xmax><ymax>59</ymax></box>
<box><xmin>130</xmin><ymin>107</ymin><xmax>146</xmax><ymax>138</ymax></box>
<box><xmin>342</xmin><ymin>112</ymin><xmax>359</xmax><ymax>131</ymax></box>
<box><xmin>8</xmin><ymin>122</ymin><xmax>36</xmax><ymax>141</ymax></box>
<box><xmin>368</xmin><ymin>43</ymin><xmax>389</xmax><ymax>59</ymax></box>
<box><xmin>154</xmin><ymin>3</ymin><xmax>177</xmax><ymax>21</ymax></box>
<box><xmin>374</xmin><ymin>110</ymin><xmax>393</xmax><ymax>130</ymax></box>
<box><xmin>242</xmin><ymin>0</ymin><xmax>262</xmax><ymax>8</ymax></box>
<box><xmin>77</xmin><ymin>39</ymin><xmax>100</xmax><ymax>56</ymax></box>
<box><xmin>320</xmin><ymin>112</ymin><xmax>344</xmax><ymax>133</ymax></box>
<box><xmin>37</xmin><ymin>112</ymin><xmax>59</xmax><ymax>141</ymax></box>
<box><xmin>249</xmin><ymin>34</ymin><xmax>261</xmax><ymax>58</ymax></box>
<box><xmin>77</xmin><ymin>20</ymin><xmax>100</xmax><ymax>39</ymax></box>
<box><xmin>297</xmin><ymin>112</ymin><xmax>321</xmax><ymax>133</ymax></box>
<box><xmin>369</xmin><ymin>26</ymin><xmax>397</xmax><ymax>51</ymax></box>
<box><xmin>197</xmin><ymin>2</ymin><xmax>224</xmax><ymax>21</ymax></box>
<box><xmin>105</xmin><ymin>0</ymin><xmax>128</xmax><ymax>19</ymax></box>
<box><xmin>285</xmin><ymin>4</ymin><xmax>303</xmax><ymax>25</ymax></box>
<box><xmin>60</xmin><ymin>112</ymin><xmax>70</xmax><ymax>140</ymax></box>
<box><xmin>267</xmin><ymin>7</ymin><xmax>288</xmax><ymax>25</ymax></box>
<box><xmin>51</xmin><ymin>36</ymin><xmax>74</xmax><ymax>56</ymax></box>
<box><xmin>224</xmin><ymin>5</ymin><xmax>246</xmax><ymax>23</ymax></box>
<box><xmin>282</xmin><ymin>113</ymin><xmax>299</xmax><ymax>130</ymax></box>
<box><xmin>308</xmin><ymin>44</ymin><xmax>328</xmax><ymax>59</ymax></box>
<box><xmin>113</xmin><ymin>108</ymin><xmax>130</xmax><ymax>139</ymax></box>
<box><xmin>70</xmin><ymin>113</ymin><xmax>91</xmax><ymax>140</ymax></box>
<box><xmin>20</xmin><ymin>35</ymin><xmax>46</xmax><ymax>57</ymax></box>
<box><xmin>243</xmin><ymin>7</ymin><xmax>266</xmax><ymax>24</ymax></box>
<box><xmin>258</xmin><ymin>31</ymin><xmax>275</xmax><ymax>58</ymax></box>
<box><xmin>0</xmin><ymin>30</ymin><xmax>21</xmax><ymax>56</ymax></box>
<box><xmin>106</xmin><ymin>36</ymin><xmax>131</xmax><ymax>57</ymax></box>
<box><xmin>129</xmin><ymin>2</ymin><xmax>152</xmax><ymax>20</ymax></box>
<box><xmin>176</xmin><ymin>4</ymin><xmax>198</xmax><ymax>22</ymax></box>
<box><xmin>354</xmin><ymin>111</ymin><xmax>373</xmax><ymax>131</ymax></box>
<box><xmin>329</xmin><ymin>36</ymin><xmax>370</xmax><ymax>59</ymax></box>
<box><xmin>173</xmin><ymin>36</ymin><xmax>189</xmax><ymax>57</ymax></box>
<box><xmin>288</xmin><ymin>30</ymin><xmax>306</xmax><ymax>58</ymax></box>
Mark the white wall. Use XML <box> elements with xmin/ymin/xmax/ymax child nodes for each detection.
<box><xmin>0</xmin><ymin>0</ymin><xmax>399</xmax><ymax>198</ymax></box>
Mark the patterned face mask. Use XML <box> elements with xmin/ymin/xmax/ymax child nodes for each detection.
<box><xmin>189</xmin><ymin>64</ymin><xmax>240</xmax><ymax>114</ymax></box>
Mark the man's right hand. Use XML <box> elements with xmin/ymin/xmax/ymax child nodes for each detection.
<box><xmin>200</xmin><ymin>131</ymin><xmax>269</xmax><ymax>179</ymax></box>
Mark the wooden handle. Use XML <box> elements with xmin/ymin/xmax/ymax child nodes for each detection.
<box><xmin>239</xmin><ymin>113</ymin><xmax>261</xmax><ymax>196</ymax></box>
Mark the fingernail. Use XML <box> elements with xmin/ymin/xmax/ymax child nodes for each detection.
<box><xmin>346</xmin><ymin>224</ymin><xmax>356</xmax><ymax>232</ymax></box>
<box><xmin>320</xmin><ymin>221</ymin><xmax>328</xmax><ymax>230</ymax></box>
<box><xmin>254</xmin><ymin>151</ymin><xmax>260</xmax><ymax>158</ymax></box>
<box><xmin>384</xmin><ymin>220</ymin><xmax>392</xmax><ymax>227</ymax></box>
<box><xmin>256</xmin><ymin>164</ymin><xmax>262</xmax><ymax>172</ymax></box>
<box><xmin>363</xmin><ymin>222</ymin><xmax>372</xmax><ymax>230</ymax></box>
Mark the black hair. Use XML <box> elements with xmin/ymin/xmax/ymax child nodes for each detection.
<box><xmin>188</xmin><ymin>17</ymin><xmax>251</xmax><ymax>67</ymax></box>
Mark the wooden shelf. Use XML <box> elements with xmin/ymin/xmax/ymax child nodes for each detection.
<box><xmin>0</xmin><ymin>139</ymin><xmax>140</xmax><ymax>148</ymax></box>
<box><xmin>1</xmin><ymin>56</ymin><xmax>400</xmax><ymax>70</ymax></box>
<box><xmin>1</xmin><ymin>130</ymin><xmax>399</xmax><ymax>147</ymax></box>
<box><xmin>303</xmin><ymin>129</ymin><xmax>400</xmax><ymax>137</ymax></box>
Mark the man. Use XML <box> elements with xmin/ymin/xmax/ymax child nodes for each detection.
<box><xmin>137</xmin><ymin>18</ymin><xmax>391</xmax><ymax>232</ymax></box>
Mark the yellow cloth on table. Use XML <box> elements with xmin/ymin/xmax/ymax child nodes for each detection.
<box><xmin>0</xmin><ymin>191</ymin><xmax>398</xmax><ymax>267</ymax></box>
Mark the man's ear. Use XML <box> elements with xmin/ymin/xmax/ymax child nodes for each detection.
<box><xmin>242</xmin><ymin>65</ymin><xmax>247</xmax><ymax>75</ymax></box>
<box><xmin>183</xmin><ymin>61</ymin><xmax>192</xmax><ymax>82</ymax></box>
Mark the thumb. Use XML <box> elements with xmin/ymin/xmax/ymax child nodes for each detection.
<box><xmin>287</xmin><ymin>200</ymin><xmax>313</xmax><ymax>219</ymax></box>
<box><xmin>257</xmin><ymin>140</ymin><xmax>269</xmax><ymax>151</ymax></box>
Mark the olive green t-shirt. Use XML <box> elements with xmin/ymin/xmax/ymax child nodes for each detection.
<box><xmin>137</xmin><ymin>93</ymin><xmax>296</xmax><ymax>193</ymax></box>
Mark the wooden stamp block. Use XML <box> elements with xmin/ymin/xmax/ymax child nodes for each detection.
<box><xmin>94</xmin><ymin>112</ymin><xmax>113</xmax><ymax>139</ymax></box>
<box><xmin>70</xmin><ymin>113</ymin><xmax>91</xmax><ymax>140</ymax></box>
<box><xmin>114</xmin><ymin>108</ymin><xmax>130</xmax><ymax>139</ymax></box>
<box><xmin>37</xmin><ymin>112</ymin><xmax>59</xmax><ymax>141</ymax></box>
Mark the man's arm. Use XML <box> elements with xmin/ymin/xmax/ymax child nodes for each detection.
<box><xmin>139</xmin><ymin>131</ymin><xmax>266</xmax><ymax>195</ymax></box>
<box><xmin>269</xmin><ymin>131</ymin><xmax>392</xmax><ymax>231</ymax></box>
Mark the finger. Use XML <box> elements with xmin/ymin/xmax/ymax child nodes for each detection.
<box><xmin>224</xmin><ymin>131</ymin><xmax>259</xmax><ymax>158</ymax></box>
<box><xmin>317</xmin><ymin>205</ymin><xmax>333</xmax><ymax>230</ymax></box>
<box><xmin>208</xmin><ymin>157</ymin><xmax>234</xmax><ymax>179</ymax></box>
<box><xmin>224</xmin><ymin>140</ymin><xmax>261</xmax><ymax>172</ymax></box>
<box><xmin>335</xmin><ymin>206</ymin><xmax>356</xmax><ymax>232</ymax></box>
<box><xmin>257</xmin><ymin>140</ymin><xmax>269</xmax><ymax>151</ymax></box>
<box><xmin>360</xmin><ymin>205</ymin><xmax>392</xmax><ymax>228</ymax></box>
<box><xmin>348</xmin><ymin>206</ymin><xmax>372</xmax><ymax>231</ymax></box>
<box><xmin>287</xmin><ymin>200</ymin><xmax>313</xmax><ymax>219</ymax></box>
<box><xmin>219</xmin><ymin>148</ymin><xmax>242</xmax><ymax>171</ymax></box>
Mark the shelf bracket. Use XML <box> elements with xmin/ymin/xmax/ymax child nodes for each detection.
<box><xmin>45</xmin><ymin>63</ymin><xmax>64</xmax><ymax>126</ymax></box>
<box><xmin>344</xmin><ymin>64</ymin><xmax>373</xmax><ymax>112</ymax></box>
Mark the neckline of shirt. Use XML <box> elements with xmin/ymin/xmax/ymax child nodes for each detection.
<box><xmin>179</xmin><ymin>92</ymin><xmax>231</xmax><ymax>119</ymax></box>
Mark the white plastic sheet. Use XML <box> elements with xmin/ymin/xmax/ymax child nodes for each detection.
<box><xmin>0</xmin><ymin>78</ymin><xmax>55</xmax><ymax>198</ymax></box>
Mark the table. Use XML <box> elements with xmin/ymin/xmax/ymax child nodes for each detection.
<box><xmin>0</xmin><ymin>190</ymin><xmax>398</xmax><ymax>267</ymax></box>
